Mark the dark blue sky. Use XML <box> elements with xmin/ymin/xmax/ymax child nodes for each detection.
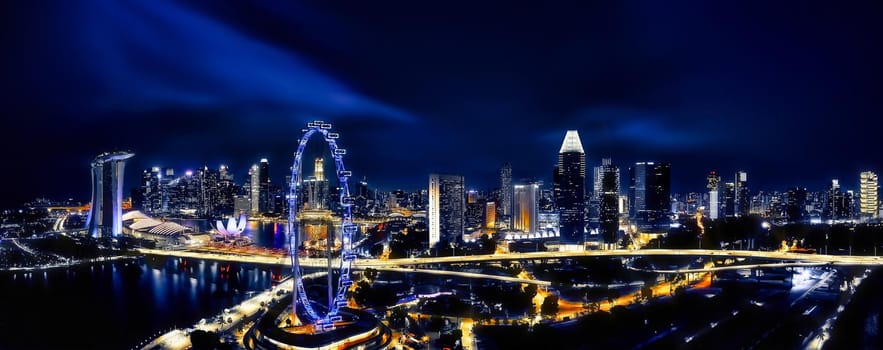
<box><xmin>2</xmin><ymin>1</ymin><xmax>882</xmax><ymax>207</ymax></box>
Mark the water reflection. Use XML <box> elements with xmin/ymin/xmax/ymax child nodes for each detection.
<box><xmin>0</xmin><ymin>257</ymin><xmax>281</xmax><ymax>350</ymax></box>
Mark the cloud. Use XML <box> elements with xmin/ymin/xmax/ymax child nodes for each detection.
<box><xmin>64</xmin><ymin>0</ymin><xmax>416</xmax><ymax>121</ymax></box>
<box><xmin>544</xmin><ymin>106</ymin><xmax>712</xmax><ymax>150</ymax></box>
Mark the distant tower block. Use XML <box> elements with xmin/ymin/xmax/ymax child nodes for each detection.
<box><xmin>314</xmin><ymin>157</ymin><xmax>325</xmax><ymax>181</ymax></box>
<box><xmin>86</xmin><ymin>151</ymin><xmax>134</xmax><ymax>238</ymax></box>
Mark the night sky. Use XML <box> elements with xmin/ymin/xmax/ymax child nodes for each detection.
<box><xmin>2</xmin><ymin>1</ymin><xmax>883</xmax><ymax>208</ymax></box>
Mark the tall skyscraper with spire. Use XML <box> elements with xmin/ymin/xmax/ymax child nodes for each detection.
<box><xmin>554</xmin><ymin>130</ymin><xmax>586</xmax><ymax>244</ymax></box>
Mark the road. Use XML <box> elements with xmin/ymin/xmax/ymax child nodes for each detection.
<box><xmin>138</xmin><ymin>247</ymin><xmax>883</xmax><ymax>269</ymax></box>
<box><xmin>626</xmin><ymin>261</ymin><xmax>833</xmax><ymax>274</ymax></box>
<box><xmin>134</xmin><ymin>246</ymin><xmax>868</xmax><ymax>349</ymax></box>
<box><xmin>138</xmin><ymin>248</ymin><xmax>553</xmax><ymax>285</ymax></box>
<box><xmin>140</xmin><ymin>277</ymin><xmax>305</xmax><ymax>350</ymax></box>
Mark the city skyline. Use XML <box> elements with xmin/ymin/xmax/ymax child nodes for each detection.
<box><xmin>4</xmin><ymin>119</ymin><xmax>883</xmax><ymax>349</ymax></box>
<box><xmin>8</xmin><ymin>145</ymin><xmax>883</xmax><ymax>209</ymax></box>
<box><xmin>3</xmin><ymin>2</ymin><xmax>883</xmax><ymax>207</ymax></box>
<box><xmin>6</xmin><ymin>3</ymin><xmax>883</xmax><ymax>349</ymax></box>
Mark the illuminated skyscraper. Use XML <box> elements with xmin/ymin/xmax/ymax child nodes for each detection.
<box><xmin>217</xmin><ymin>165</ymin><xmax>236</xmax><ymax>215</ymax></box>
<box><xmin>735</xmin><ymin>171</ymin><xmax>749</xmax><ymax>217</ymax></box>
<box><xmin>723</xmin><ymin>182</ymin><xmax>736</xmax><ymax>217</ymax></box>
<box><xmin>86</xmin><ymin>151</ymin><xmax>134</xmax><ymax>238</ymax></box>
<box><xmin>219</xmin><ymin>164</ymin><xmax>232</xmax><ymax>181</ymax></box>
<box><xmin>465</xmin><ymin>200</ymin><xmax>484</xmax><ymax>232</ymax></box>
<box><xmin>161</xmin><ymin>167</ymin><xmax>174</xmax><ymax>212</ymax></box>
<box><xmin>786</xmin><ymin>187</ymin><xmax>807</xmax><ymax>223</ymax></box>
<box><xmin>234</xmin><ymin>195</ymin><xmax>251</xmax><ymax>215</ymax></box>
<box><xmin>860</xmin><ymin>171</ymin><xmax>878</xmax><ymax>217</ymax></box>
<box><xmin>500</xmin><ymin>163</ymin><xmax>512</xmax><ymax>217</ymax></box>
<box><xmin>137</xmin><ymin>167</ymin><xmax>162</xmax><ymax>214</ymax></box>
<box><xmin>707</xmin><ymin>172</ymin><xmax>721</xmax><ymax>220</ymax></box>
<box><xmin>597</xmin><ymin>158</ymin><xmax>620</xmax><ymax>243</ymax></box>
<box><xmin>357</xmin><ymin>178</ymin><xmax>369</xmax><ymax>199</ymax></box>
<box><xmin>259</xmin><ymin>158</ymin><xmax>271</xmax><ymax>213</ymax></box>
<box><xmin>649</xmin><ymin>163</ymin><xmax>671</xmax><ymax>217</ymax></box>
<box><xmin>628</xmin><ymin>163</ymin><xmax>647</xmax><ymax>218</ymax></box>
<box><xmin>467</xmin><ymin>190</ymin><xmax>479</xmax><ymax>204</ymax></box>
<box><xmin>304</xmin><ymin>158</ymin><xmax>329</xmax><ymax>210</ymax></box>
<box><xmin>825</xmin><ymin>179</ymin><xmax>840</xmax><ymax>220</ymax></box>
<box><xmin>593</xmin><ymin>166</ymin><xmax>602</xmax><ymax>200</ymax></box>
<box><xmin>198</xmin><ymin>166</ymin><xmax>220</xmax><ymax>217</ymax></box>
<box><xmin>513</xmin><ymin>183</ymin><xmax>539</xmax><ymax>234</ymax></box>
<box><xmin>485</xmin><ymin>201</ymin><xmax>496</xmax><ymax>228</ymax></box>
<box><xmin>428</xmin><ymin>174</ymin><xmax>465</xmax><ymax>247</ymax></box>
<box><xmin>629</xmin><ymin>162</ymin><xmax>671</xmax><ymax>229</ymax></box>
<box><xmin>555</xmin><ymin>130</ymin><xmax>586</xmax><ymax>244</ymax></box>
<box><xmin>826</xmin><ymin>179</ymin><xmax>854</xmax><ymax>220</ymax></box>
<box><xmin>250</xmin><ymin>164</ymin><xmax>260</xmax><ymax>216</ymax></box>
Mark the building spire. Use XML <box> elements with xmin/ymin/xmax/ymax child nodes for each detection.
<box><xmin>559</xmin><ymin>130</ymin><xmax>585</xmax><ymax>154</ymax></box>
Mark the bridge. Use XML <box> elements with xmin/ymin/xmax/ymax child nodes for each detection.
<box><xmin>137</xmin><ymin>247</ymin><xmax>883</xmax><ymax>277</ymax></box>
<box><xmin>625</xmin><ymin>261</ymin><xmax>836</xmax><ymax>274</ymax></box>
<box><xmin>138</xmin><ymin>248</ymin><xmax>552</xmax><ymax>285</ymax></box>
<box><xmin>344</xmin><ymin>249</ymin><xmax>883</xmax><ymax>267</ymax></box>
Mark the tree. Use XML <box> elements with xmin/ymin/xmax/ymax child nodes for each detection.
<box><xmin>364</xmin><ymin>268</ymin><xmax>379</xmax><ymax>281</ymax></box>
<box><xmin>436</xmin><ymin>329</ymin><xmax>463</xmax><ymax>350</ymax></box>
<box><xmin>352</xmin><ymin>280</ymin><xmax>373</xmax><ymax>307</ymax></box>
<box><xmin>351</xmin><ymin>280</ymin><xmax>398</xmax><ymax>309</ymax></box>
<box><xmin>369</xmin><ymin>244</ymin><xmax>384</xmax><ymax>258</ymax></box>
<box><xmin>190</xmin><ymin>330</ymin><xmax>221</xmax><ymax>350</ymax></box>
<box><xmin>606</xmin><ymin>289</ymin><xmax>620</xmax><ymax>305</ymax></box>
<box><xmin>478</xmin><ymin>234</ymin><xmax>496</xmax><ymax>254</ymax></box>
<box><xmin>475</xmin><ymin>310</ymin><xmax>492</xmax><ymax>323</ymax></box>
<box><xmin>523</xmin><ymin>284</ymin><xmax>538</xmax><ymax>299</ymax></box>
<box><xmin>388</xmin><ymin>308</ymin><xmax>409</xmax><ymax>329</ymax></box>
<box><xmin>541</xmin><ymin>295</ymin><xmax>559</xmax><ymax>317</ymax></box>
<box><xmin>641</xmin><ymin>286</ymin><xmax>653</xmax><ymax>300</ymax></box>
<box><xmin>501</xmin><ymin>285</ymin><xmax>533</xmax><ymax>315</ymax></box>
<box><xmin>427</xmin><ymin>315</ymin><xmax>446</xmax><ymax>331</ymax></box>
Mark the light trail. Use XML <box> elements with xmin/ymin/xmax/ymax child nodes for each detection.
<box><xmin>138</xmin><ymin>248</ymin><xmax>883</xmax><ymax>269</ymax></box>
<box><xmin>625</xmin><ymin>261</ymin><xmax>832</xmax><ymax>274</ymax></box>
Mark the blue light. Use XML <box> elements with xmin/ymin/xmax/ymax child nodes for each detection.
<box><xmin>288</xmin><ymin>121</ymin><xmax>356</xmax><ymax>327</ymax></box>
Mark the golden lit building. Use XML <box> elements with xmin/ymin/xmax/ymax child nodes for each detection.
<box><xmin>513</xmin><ymin>183</ymin><xmax>539</xmax><ymax>234</ymax></box>
<box><xmin>485</xmin><ymin>202</ymin><xmax>496</xmax><ymax>229</ymax></box>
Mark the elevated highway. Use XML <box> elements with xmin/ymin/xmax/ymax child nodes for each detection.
<box><xmin>138</xmin><ymin>248</ymin><xmax>552</xmax><ymax>285</ymax></box>
<box><xmin>137</xmin><ymin>248</ymin><xmax>883</xmax><ymax>280</ymax></box>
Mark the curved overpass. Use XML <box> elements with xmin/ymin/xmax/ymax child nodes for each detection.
<box><xmin>625</xmin><ymin>261</ymin><xmax>837</xmax><ymax>274</ymax></box>
<box><xmin>137</xmin><ymin>248</ymin><xmax>883</xmax><ymax>272</ymax></box>
<box><xmin>137</xmin><ymin>248</ymin><xmax>552</xmax><ymax>285</ymax></box>
<box><xmin>352</xmin><ymin>249</ymin><xmax>883</xmax><ymax>267</ymax></box>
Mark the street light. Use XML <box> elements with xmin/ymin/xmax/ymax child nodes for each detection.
<box><xmin>759</xmin><ymin>221</ymin><xmax>772</xmax><ymax>251</ymax></box>
<box><xmin>825</xmin><ymin>234</ymin><xmax>829</xmax><ymax>255</ymax></box>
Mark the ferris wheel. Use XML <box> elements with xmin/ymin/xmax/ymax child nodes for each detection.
<box><xmin>288</xmin><ymin>121</ymin><xmax>357</xmax><ymax>332</ymax></box>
